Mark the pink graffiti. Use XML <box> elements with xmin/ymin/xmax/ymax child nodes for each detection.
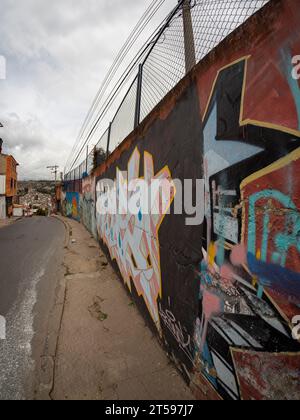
<box><xmin>96</xmin><ymin>148</ymin><xmax>175</xmax><ymax>330</ymax></box>
<box><xmin>198</xmin><ymin>286</ymin><xmax>224</xmax><ymax>352</ymax></box>
<box><xmin>230</xmin><ymin>243</ymin><xmax>247</xmax><ymax>267</ymax></box>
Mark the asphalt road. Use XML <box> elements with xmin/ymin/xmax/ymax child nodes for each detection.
<box><xmin>0</xmin><ymin>216</ymin><xmax>65</xmax><ymax>400</ymax></box>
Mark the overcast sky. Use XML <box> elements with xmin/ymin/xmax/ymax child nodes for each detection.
<box><xmin>0</xmin><ymin>0</ymin><xmax>176</xmax><ymax>180</ymax></box>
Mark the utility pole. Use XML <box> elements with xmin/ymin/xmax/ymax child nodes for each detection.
<box><xmin>46</xmin><ymin>165</ymin><xmax>59</xmax><ymax>186</ymax></box>
<box><xmin>0</xmin><ymin>122</ymin><xmax>3</xmax><ymax>155</ymax></box>
<box><xmin>181</xmin><ymin>0</ymin><xmax>196</xmax><ymax>74</ymax></box>
<box><xmin>86</xmin><ymin>145</ymin><xmax>89</xmax><ymax>174</ymax></box>
<box><xmin>134</xmin><ymin>64</ymin><xmax>143</xmax><ymax>129</ymax></box>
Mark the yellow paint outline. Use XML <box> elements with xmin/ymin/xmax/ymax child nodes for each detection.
<box><xmin>241</xmin><ymin>147</ymin><xmax>300</xmax><ymax>190</ymax></box>
<box><xmin>202</xmin><ymin>56</ymin><xmax>300</xmax><ymax>372</ymax></box>
<box><xmin>127</xmin><ymin>146</ymin><xmax>141</xmax><ymax>182</ymax></box>
<box><xmin>264</xmin><ymin>291</ymin><xmax>297</xmax><ymax>330</ymax></box>
<box><xmin>202</xmin><ymin>56</ymin><xmax>251</xmax><ymax>122</ymax></box>
<box><xmin>203</xmin><ymin>56</ymin><xmax>300</xmax><ymax>326</ymax></box>
<box><xmin>143</xmin><ymin>150</ymin><xmax>177</xmax><ymax>303</ymax></box>
<box><xmin>204</xmin><ymin>56</ymin><xmax>300</xmax><ymax>243</ymax></box>
<box><xmin>144</xmin><ymin>150</ymin><xmax>155</xmax><ymax>180</ymax></box>
<box><xmin>97</xmin><ymin>146</ymin><xmax>176</xmax><ymax>331</ymax></box>
<box><xmin>202</xmin><ymin>56</ymin><xmax>300</xmax><ymax>138</ymax></box>
<box><xmin>239</xmin><ymin>147</ymin><xmax>300</xmax><ymax>327</ymax></box>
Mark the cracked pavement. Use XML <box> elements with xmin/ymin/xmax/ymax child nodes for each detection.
<box><xmin>0</xmin><ymin>216</ymin><xmax>65</xmax><ymax>400</ymax></box>
<box><xmin>50</xmin><ymin>217</ymin><xmax>193</xmax><ymax>400</ymax></box>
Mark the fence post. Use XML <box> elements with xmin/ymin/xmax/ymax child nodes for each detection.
<box><xmin>134</xmin><ymin>64</ymin><xmax>143</xmax><ymax>129</ymax></box>
<box><xmin>86</xmin><ymin>145</ymin><xmax>89</xmax><ymax>174</ymax></box>
<box><xmin>182</xmin><ymin>0</ymin><xmax>196</xmax><ymax>73</ymax></box>
<box><xmin>106</xmin><ymin>122</ymin><xmax>112</xmax><ymax>159</ymax></box>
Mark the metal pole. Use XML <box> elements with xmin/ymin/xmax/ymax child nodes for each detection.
<box><xmin>85</xmin><ymin>145</ymin><xmax>89</xmax><ymax>175</ymax></box>
<box><xmin>46</xmin><ymin>165</ymin><xmax>59</xmax><ymax>186</ymax></box>
<box><xmin>134</xmin><ymin>65</ymin><xmax>143</xmax><ymax>129</ymax></box>
<box><xmin>106</xmin><ymin>122</ymin><xmax>112</xmax><ymax>159</ymax></box>
<box><xmin>182</xmin><ymin>0</ymin><xmax>196</xmax><ymax>73</ymax></box>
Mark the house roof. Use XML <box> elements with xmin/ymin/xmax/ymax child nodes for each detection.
<box><xmin>0</xmin><ymin>153</ymin><xmax>19</xmax><ymax>166</ymax></box>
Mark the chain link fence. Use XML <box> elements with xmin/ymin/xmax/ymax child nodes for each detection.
<box><xmin>191</xmin><ymin>0</ymin><xmax>270</xmax><ymax>62</ymax></box>
<box><xmin>65</xmin><ymin>0</ymin><xmax>270</xmax><ymax>182</ymax></box>
<box><xmin>140</xmin><ymin>12</ymin><xmax>186</xmax><ymax>121</ymax></box>
<box><xmin>95</xmin><ymin>128</ymin><xmax>109</xmax><ymax>167</ymax></box>
<box><xmin>108</xmin><ymin>75</ymin><xmax>139</xmax><ymax>155</ymax></box>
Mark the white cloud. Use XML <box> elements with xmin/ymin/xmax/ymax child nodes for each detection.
<box><xmin>0</xmin><ymin>0</ymin><xmax>176</xmax><ymax>180</ymax></box>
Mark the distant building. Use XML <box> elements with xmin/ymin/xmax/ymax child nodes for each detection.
<box><xmin>0</xmin><ymin>139</ymin><xmax>19</xmax><ymax>219</ymax></box>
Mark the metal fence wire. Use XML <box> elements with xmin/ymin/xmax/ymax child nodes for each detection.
<box><xmin>109</xmin><ymin>75</ymin><xmax>138</xmax><ymax>154</ymax></box>
<box><xmin>65</xmin><ymin>0</ymin><xmax>270</xmax><ymax>181</ymax></box>
<box><xmin>140</xmin><ymin>11</ymin><xmax>186</xmax><ymax>121</ymax></box>
<box><xmin>86</xmin><ymin>150</ymin><xmax>94</xmax><ymax>175</ymax></box>
<box><xmin>191</xmin><ymin>0</ymin><xmax>270</xmax><ymax>62</ymax></box>
<box><xmin>95</xmin><ymin>127</ymin><xmax>109</xmax><ymax>166</ymax></box>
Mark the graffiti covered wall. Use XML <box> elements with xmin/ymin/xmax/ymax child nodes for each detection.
<box><xmin>96</xmin><ymin>148</ymin><xmax>178</xmax><ymax>330</ymax></box>
<box><xmin>65</xmin><ymin>192</ymin><xmax>80</xmax><ymax>221</ymax></box>
<box><xmin>192</xmin><ymin>0</ymin><xmax>300</xmax><ymax>400</ymax></box>
<box><xmin>94</xmin><ymin>81</ymin><xmax>203</xmax><ymax>346</ymax></box>
<box><xmin>81</xmin><ymin>176</ymin><xmax>97</xmax><ymax>238</ymax></box>
<box><xmin>63</xmin><ymin>0</ymin><xmax>300</xmax><ymax>400</ymax></box>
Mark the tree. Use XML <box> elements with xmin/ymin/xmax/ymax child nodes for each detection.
<box><xmin>93</xmin><ymin>147</ymin><xmax>107</xmax><ymax>170</ymax></box>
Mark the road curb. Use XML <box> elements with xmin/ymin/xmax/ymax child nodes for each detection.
<box><xmin>35</xmin><ymin>215</ymin><xmax>70</xmax><ymax>400</ymax></box>
<box><xmin>51</xmin><ymin>215</ymin><xmax>71</xmax><ymax>248</ymax></box>
<box><xmin>36</xmin><ymin>276</ymin><xmax>67</xmax><ymax>400</ymax></box>
<box><xmin>0</xmin><ymin>216</ymin><xmax>22</xmax><ymax>229</ymax></box>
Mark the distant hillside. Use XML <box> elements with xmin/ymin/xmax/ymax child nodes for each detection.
<box><xmin>18</xmin><ymin>180</ymin><xmax>56</xmax><ymax>195</ymax></box>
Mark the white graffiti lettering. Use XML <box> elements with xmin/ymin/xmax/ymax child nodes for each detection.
<box><xmin>292</xmin><ymin>315</ymin><xmax>300</xmax><ymax>340</ymax></box>
<box><xmin>96</xmin><ymin>148</ymin><xmax>176</xmax><ymax>330</ymax></box>
<box><xmin>292</xmin><ymin>55</ymin><xmax>300</xmax><ymax>80</ymax></box>
<box><xmin>159</xmin><ymin>303</ymin><xmax>193</xmax><ymax>363</ymax></box>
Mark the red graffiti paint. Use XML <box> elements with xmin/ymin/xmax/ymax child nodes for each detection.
<box><xmin>242</xmin><ymin>150</ymin><xmax>300</xmax><ymax>321</ymax></box>
<box><xmin>197</xmin><ymin>0</ymin><xmax>300</xmax><ymax>133</ymax></box>
<box><xmin>230</xmin><ymin>244</ymin><xmax>247</xmax><ymax>267</ymax></box>
<box><xmin>232</xmin><ymin>349</ymin><xmax>300</xmax><ymax>400</ymax></box>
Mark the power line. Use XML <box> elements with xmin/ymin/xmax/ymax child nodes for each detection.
<box><xmin>46</xmin><ymin>165</ymin><xmax>59</xmax><ymax>185</ymax></box>
<box><xmin>67</xmin><ymin>2</ymin><xmax>184</xmax><ymax>174</ymax></box>
<box><xmin>65</xmin><ymin>0</ymin><xmax>169</xmax><ymax>172</ymax></box>
<box><xmin>80</xmin><ymin>0</ymin><xmax>167</xmax><ymax>135</ymax></box>
<box><xmin>76</xmin><ymin>0</ymin><xmax>166</xmax><ymax>142</ymax></box>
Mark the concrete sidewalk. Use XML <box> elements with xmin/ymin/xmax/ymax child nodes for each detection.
<box><xmin>50</xmin><ymin>217</ymin><xmax>193</xmax><ymax>401</ymax></box>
